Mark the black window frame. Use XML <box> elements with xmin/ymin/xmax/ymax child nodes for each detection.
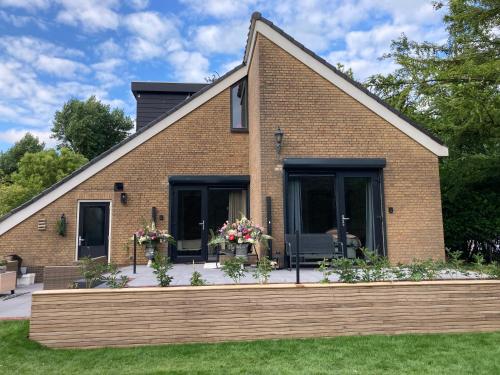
<box><xmin>230</xmin><ymin>78</ymin><xmax>248</xmax><ymax>132</ymax></box>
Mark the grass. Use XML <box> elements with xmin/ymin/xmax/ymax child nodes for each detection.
<box><xmin>1</xmin><ymin>320</ymin><xmax>500</xmax><ymax>374</ymax></box>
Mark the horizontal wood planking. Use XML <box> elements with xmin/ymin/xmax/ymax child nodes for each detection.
<box><xmin>30</xmin><ymin>281</ymin><xmax>500</xmax><ymax>348</ymax></box>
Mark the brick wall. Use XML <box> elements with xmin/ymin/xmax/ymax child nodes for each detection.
<box><xmin>0</xmin><ymin>88</ymin><xmax>249</xmax><ymax>267</ymax></box>
<box><xmin>0</xmin><ymin>33</ymin><xmax>445</xmax><ymax>268</ymax></box>
<box><xmin>249</xmin><ymin>34</ymin><xmax>445</xmax><ymax>263</ymax></box>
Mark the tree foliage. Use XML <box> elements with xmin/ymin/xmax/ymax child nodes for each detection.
<box><xmin>366</xmin><ymin>0</ymin><xmax>499</xmax><ymax>257</ymax></box>
<box><xmin>0</xmin><ymin>148</ymin><xmax>87</xmax><ymax>216</ymax></box>
<box><xmin>51</xmin><ymin>96</ymin><xmax>133</xmax><ymax>160</ymax></box>
<box><xmin>0</xmin><ymin>133</ymin><xmax>45</xmax><ymax>180</ymax></box>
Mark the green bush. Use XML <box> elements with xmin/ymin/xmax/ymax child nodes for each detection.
<box><xmin>357</xmin><ymin>248</ymin><xmax>390</xmax><ymax>282</ymax></box>
<box><xmin>104</xmin><ymin>263</ymin><xmax>129</xmax><ymax>288</ymax></box>
<box><xmin>252</xmin><ymin>256</ymin><xmax>273</xmax><ymax>284</ymax></box>
<box><xmin>331</xmin><ymin>258</ymin><xmax>358</xmax><ymax>283</ymax></box>
<box><xmin>190</xmin><ymin>271</ymin><xmax>206</xmax><ymax>286</ymax></box>
<box><xmin>152</xmin><ymin>253</ymin><xmax>173</xmax><ymax>287</ymax></box>
<box><xmin>78</xmin><ymin>257</ymin><xmax>108</xmax><ymax>288</ymax></box>
<box><xmin>317</xmin><ymin>258</ymin><xmax>332</xmax><ymax>284</ymax></box>
<box><xmin>221</xmin><ymin>257</ymin><xmax>246</xmax><ymax>284</ymax></box>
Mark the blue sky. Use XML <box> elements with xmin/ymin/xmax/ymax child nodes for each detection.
<box><xmin>0</xmin><ymin>0</ymin><xmax>447</xmax><ymax>151</ymax></box>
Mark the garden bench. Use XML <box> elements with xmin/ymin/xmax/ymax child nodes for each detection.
<box><xmin>285</xmin><ymin>233</ymin><xmax>342</xmax><ymax>268</ymax></box>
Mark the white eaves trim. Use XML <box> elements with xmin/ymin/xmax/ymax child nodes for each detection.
<box><xmin>0</xmin><ymin>66</ymin><xmax>248</xmax><ymax>236</ymax></box>
<box><xmin>247</xmin><ymin>21</ymin><xmax>449</xmax><ymax>157</ymax></box>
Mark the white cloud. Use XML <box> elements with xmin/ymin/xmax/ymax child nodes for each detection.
<box><xmin>124</xmin><ymin>11</ymin><xmax>178</xmax><ymax>42</ymax></box>
<box><xmin>194</xmin><ymin>23</ymin><xmax>247</xmax><ymax>54</ymax></box>
<box><xmin>56</xmin><ymin>0</ymin><xmax>120</xmax><ymax>32</ymax></box>
<box><xmin>0</xmin><ymin>36</ymin><xmax>89</xmax><ymax>79</ymax></box>
<box><xmin>37</xmin><ymin>55</ymin><xmax>90</xmax><ymax>78</ymax></box>
<box><xmin>91</xmin><ymin>58</ymin><xmax>126</xmax><ymax>87</ymax></box>
<box><xmin>0</xmin><ymin>10</ymin><xmax>47</xmax><ymax>28</ymax></box>
<box><xmin>180</xmin><ymin>0</ymin><xmax>256</xmax><ymax>19</ymax></box>
<box><xmin>127</xmin><ymin>0</ymin><xmax>149</xmax><ymax>10</ymax></box>
<box><xmin>96</xmin><ymin>39</ymin><xmax>123</xmax><ymax>58</ymax></box>
<box><xmin>0</xmin><ymin>0</ymin><xmax>50</xmax><ymax>10</ymax></box>
<box><xmin>124</xmin><ymin>11</ymin><xmax>181</xmax><ymax>61</ymax></box>
<box><xmin>0</xmin><ymin>128</ymin><xmax>55</xmax><ymax>148</ymax></box>
<box><xmin>167</xmin><ymin>50</ymin><xmax>210</xmax><ymax>82</ymax></box>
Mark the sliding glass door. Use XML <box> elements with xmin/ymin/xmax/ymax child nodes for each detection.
<box><xmin>286</xmin><ymin>171</ymin><xmax>384</xmax><ymax>258</ymax></box>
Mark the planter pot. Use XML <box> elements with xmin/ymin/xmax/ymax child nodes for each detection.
<box><xmin>145</xmin><ymin>245</ymin><xmax>155</xmax><ymax>267</ymax></box>
<box><xmin>235</xmin><ymin>244</ymin><xmax>249</xmax><ymax>261</ymax></box>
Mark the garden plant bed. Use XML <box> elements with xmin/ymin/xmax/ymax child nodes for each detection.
<box><xmin>30</xmin><ymin>280</ymin><xmax>500</xmax><ymax>349</ymax></box>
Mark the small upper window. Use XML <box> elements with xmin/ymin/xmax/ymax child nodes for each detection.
<box><xmin>231</xmin><ymin>78</ymin><xmax>248</xmax><ymax>131</ymax></box>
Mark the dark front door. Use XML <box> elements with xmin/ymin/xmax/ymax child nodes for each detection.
<box><xmin>78</xmin><ymin>202</ymin><xmax>110</xmax><ymax>259</ymax></box>
<box><xmin>171</xmin><ymin>187</ymin><xmax>208</xmax><ymax>262</ymax></box>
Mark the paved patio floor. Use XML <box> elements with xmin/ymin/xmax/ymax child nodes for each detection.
<box><xmin>120</xmin><ymin>263</ymin><xmax>324</xmax><ymax>287</ymax></box>
<box><xmin>0</xmin><ymin>283</ymin><xmax>43</xmax><ymax>319</ymax></box>
<box><xmin>119</xmin><ymin>264</ymin><xmax>482</xmax><ymax>287</ymax></box>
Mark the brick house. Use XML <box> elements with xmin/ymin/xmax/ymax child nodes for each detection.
<box><xmin>0</xmin><ymin>13</ymin><xmax>448</xmax><ymax>271</ymax></box>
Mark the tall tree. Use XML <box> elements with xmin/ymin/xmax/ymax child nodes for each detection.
<box><xmin>0</xmin><ymin>148</ymin><xmax>87</xmax><ymax>216</ymax></box>
<box><xmin>0</xmin><ymin>133</ymin><xmax>45</xmax><ymax>180</ymax></box>
<box><xmin>51</xmin><ymin>96</ymin><xmax>134</xmax><ymax>160</ymax></box>
<box><xmin>365</xmin><ymin>0</ymin><xmax>499</xmax><ymax>258</ymax></box>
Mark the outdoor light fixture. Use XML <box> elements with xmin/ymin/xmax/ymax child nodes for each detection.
<box><xmin>120</xmin><ymin>192</ymin><xmax>128</xmax><ymax>205</ymax></box>
<box><xmin>274</xmin><ymin>127</ymin><xmax>284</xmax><ymax>155</ymax></box>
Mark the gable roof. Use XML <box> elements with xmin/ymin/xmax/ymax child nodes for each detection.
<box><xmin>0</xmin><ymin>12</ymin><xmax>448</xmax><ymax>235</ymax></box>
<box><xmin>0</xmin><ymin>64</ymin><xmax>247</xmax><ymax>234</ymax></box>
<box><xmin>244</xmin><ymin>12</ymin><xmax>448</xmax><ymax>156</ymax></box>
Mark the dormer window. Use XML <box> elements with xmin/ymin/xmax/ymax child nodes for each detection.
<box><xmin>231</xmin><ymin>78</ymin><xmax>248</xmax><ymax>131</ymax></box>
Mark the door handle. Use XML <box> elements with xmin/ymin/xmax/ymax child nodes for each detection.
<box><xmin>341</xmin><ymin>214</ymin><xmax>350</xmax><ymax>227</ymax></box>
<box><xmin>78</xmin><ymin>236</ymin><xmax>84</xmax><ymax>246</ymax></box>
<box><xmin>198</xmin><ymin>220</ymin><xmax>205</xmax><ymax>230</ymax></box>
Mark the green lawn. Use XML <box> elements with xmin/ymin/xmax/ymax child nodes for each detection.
<box><xmin>2</xmin><ymin>320</ymin><xmax>499</xmax><ymax>374</ymax></box>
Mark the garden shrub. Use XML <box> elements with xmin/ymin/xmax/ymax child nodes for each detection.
<box><xmin>78</xmin><ymin>257</ymin><xmax>108</xmax><ymax>288</ymax></box>
<box><xmin>252</xmin><ymin>256</ymin><xmax>273</xmax><ymax>284</ymax></box>
<box><xmin>357</xmin><ymin>248</ymin><xmax>390</xmax><ymax>282</ymax></box>
<box><xmin>331</xmin><ymin>258</ymin><xmax>358</xmax><ymax>283</ymax></box>
<box><xmin>190</xmin><ymin>271</ymin><xmax>206</xmax><ymax>286</ymax></box>
<box><xmin>104</xmin><ymin>263</ymin><xmax>129</xmax><ymax>288</ymax></box>
<box><xmin>221</xmin><ymin>257</ymin><xmax>246</xmax><ymax>284</ymax></box>
<box><xmin>152</xmin><ymin>253</ymin><xmax>174</xmax><ymax>287</ymax></box>
<box><xmin>317</xmin><ymin>258</ymin><xmax>332</xmax><ymax>284</ymax></box>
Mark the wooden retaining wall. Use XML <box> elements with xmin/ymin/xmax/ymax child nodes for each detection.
<box><xmin>30</xmin><ymin>280</ymin><xmax>500</xmax><ymax>348</ymax></box>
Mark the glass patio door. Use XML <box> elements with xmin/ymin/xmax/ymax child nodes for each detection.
<box><xmin>286</xmin><ymin>171</ymin><xmax>384</xmax><ymax>259</ymax></box>
<box><xmin>337</xmin><ymin>172</ymin><xmax>383</xmax><ymax>258</ymax></box>
<box><xmin>172</xmin><ymin>187</ymin><xmax>207</xmax><ymax>262</ymax></box>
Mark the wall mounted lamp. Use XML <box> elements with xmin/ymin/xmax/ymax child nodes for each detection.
<box><xmin>274</xmin><ymin>127</ymin><xmax>284</xmax><ymax>156</ymax></box>
<box><xmin>120</xmin><ymin>192</ymin><xmax>128</xmax><ymax>205</ymax></box>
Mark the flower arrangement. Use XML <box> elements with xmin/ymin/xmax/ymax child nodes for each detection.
<box><xmin>133</xmin><ymin>221</ymin><xmax>175</xmax><ymax>247</ymax></box>
<box><xmin>209</xmin><ymin>216</ymin><xmax>271</xmax><ymax>248</ymax></box>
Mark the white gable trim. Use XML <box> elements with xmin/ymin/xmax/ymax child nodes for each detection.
<box><xmin>247</xmin><ymin>21</ymin><xmax>449</xmax><ymax>157</ymax></box>
<box><xmin>0</xmin><ymin>66</ymin><xmax>248</xmax><ymax>236</ymax></box>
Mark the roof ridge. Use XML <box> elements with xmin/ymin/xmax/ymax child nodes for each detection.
<box><xmin>245</xmin><ymin>12</ymin><xmax>445</xmax><ymax>146</ymax></box>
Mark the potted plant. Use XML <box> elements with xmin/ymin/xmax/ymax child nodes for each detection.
<box><xmin>209</xmin><ymin>216</ymin><xmax>271</xmax><ymax>261</ymax></box>
<box><xmin>133</xmin><ymin>221</ymin><xmax>175</xmax><ymax>267</ymax></box>
<box><xmin>0</xmin><ymin>259</ymin><xmax>6</xmax><ymax>273</ymax></box>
